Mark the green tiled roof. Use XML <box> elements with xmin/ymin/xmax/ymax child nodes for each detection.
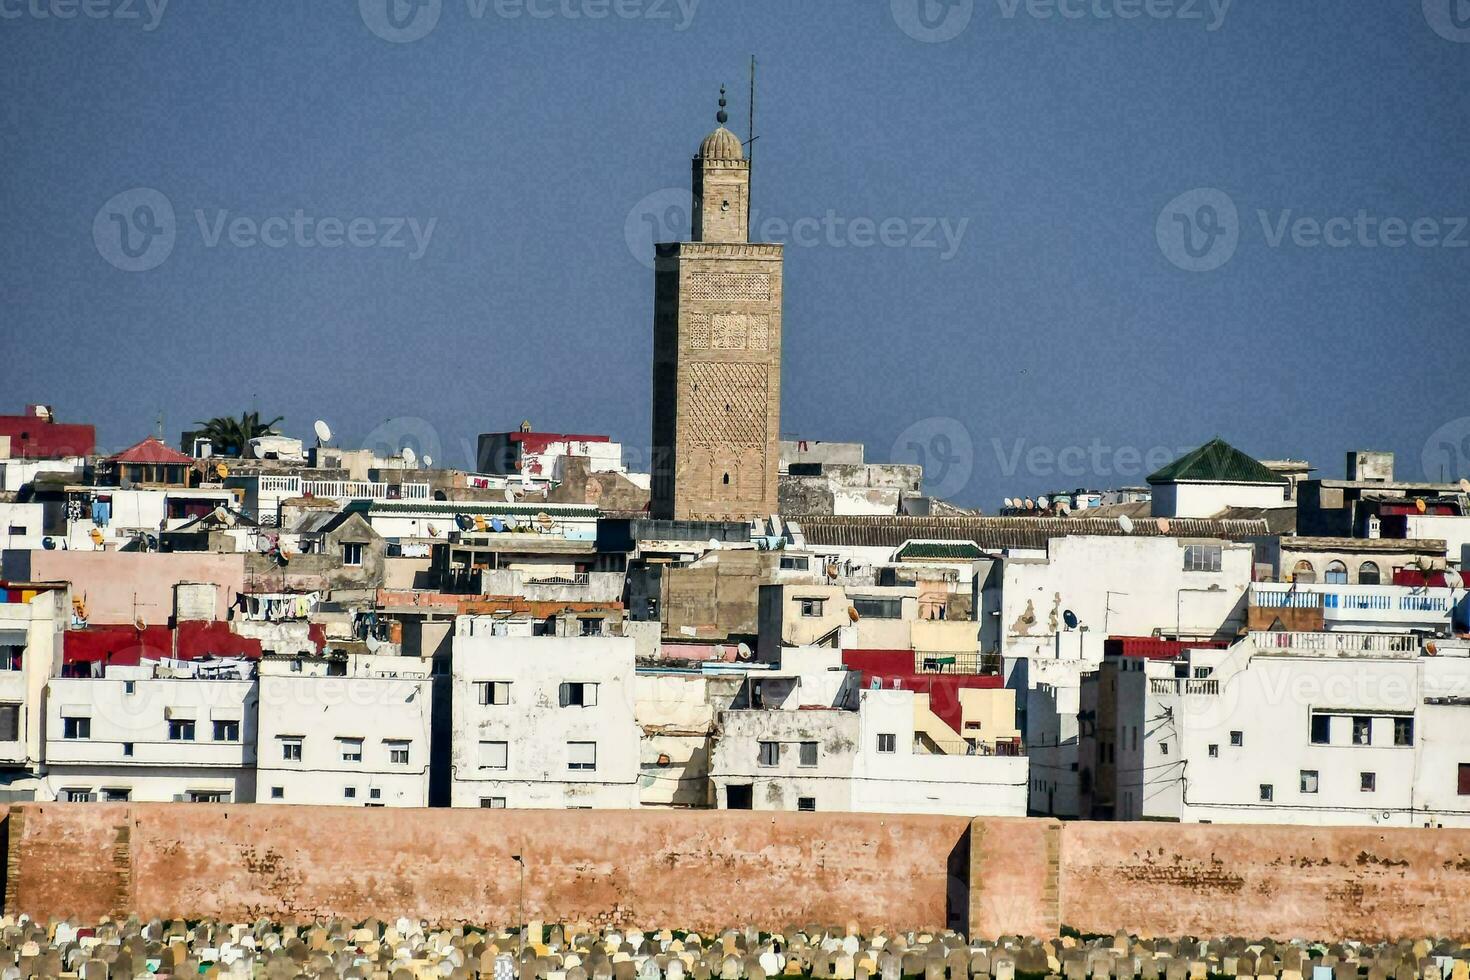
<box><xmin>1147</xmin><ymin>438</ymin><xmax>1286</xmax><ymax>486</ymax></box>
<box><xmin>894</xmin><ymin>540</ymin><xmax>986</xmax><ymax>561</ymax></box>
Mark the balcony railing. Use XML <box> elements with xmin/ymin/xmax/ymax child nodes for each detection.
<box><xmin>524</xmin><ymin>572</ymin><xmax>590</xmax><ymax>587</ymax></box>
<box><xmin>912</xmin><ymin>651</ymin><xmax>1003</xmax><ymax>675</ymax></box>
<box><xmin>255</xmin><ymin>476</ymin><xmax>431</xmax><ymax>501</ymax></box>
<box><xmin>1254</xmin><ymin>630</ymin><xmax>1421</xmax><ymax>657</ymax></box>
<box><xmin>1252</xmin><ymin>584</ymin><xmax>1453</xmax><ymax>614</ymax></box>
<box><xmin>915</xmin><ymin>737</ymin><xmax>1025</xmax><ymax>758</ymax></box>
<box><xmin>1149</xmin><ymin>678</ymin><xmax>1220</xmax><ymax>696</ymax></box>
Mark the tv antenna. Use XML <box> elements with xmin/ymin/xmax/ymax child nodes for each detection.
<box><xmin>746</xmin><ymin>55</ymin><xmax>758</xmax><ymax>239</ymax></box>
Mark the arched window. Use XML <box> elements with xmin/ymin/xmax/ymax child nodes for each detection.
<box><xmin>1293</xmin><ymin>560</ymin><xmax>1317</xmax><ymax>584</ymax></box>
<box><xmin>1359</xmin><ymin>561</ymin><xmax>1381</xmax><ymax>585</ymax></box>
<box><xmin>1325</xmin><ymin>560</ymin><xmax>1348</xmax><ymax>585</ymax></box>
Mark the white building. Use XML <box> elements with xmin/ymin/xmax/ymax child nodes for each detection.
<box><xmin>41</xmin><ymin>659</ymin><xmax>257</xmax><ymax>803</ymax></box>
<box><xmin>0</xmin><ymin>503</ymin><xmax>46</xmax><ymax>552</ymax></box>
<box><xmin>450</xmin><ymin>623</ymin><xmax>640</xmax><ymax>809</ymax></box>
<box><xmin>709</xmin><ymin>647</ymin><xmax>1027</xmax><ymax>816</ymax></box>
<box><xmin>0</xmin><ymin>588</ymin><xmax>65</xmax><ymax>799</ymax></box>
<box><xmin>1147</xmin><ymin>438</ymin><xmax>1289</xmax><ymax>519</ymax></box>
<box><xmin>1094</xmin><ymin>631</ymin><xmax>1470</xmax><ymax>827</ymax></box>
<box><xmin>255</xmin><ymin>653</ymin><xmax>433</xmax><ymax>808</ymax></box>
<box><xmin>1250</xmin><ymin>581</ymin><xmax>1466</xmax><ymax>635</ymax></box>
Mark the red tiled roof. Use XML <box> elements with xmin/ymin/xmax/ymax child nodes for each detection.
<box><xmin>110</xmin><ymin>437</ymin><xmax>193</xmax><ymax>465</ymax></box>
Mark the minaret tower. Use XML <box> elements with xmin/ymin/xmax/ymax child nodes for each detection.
<box><xmin>650</xmin><ymin>89</ymin><xmax>784</xmax><ymax>522</ymax></box>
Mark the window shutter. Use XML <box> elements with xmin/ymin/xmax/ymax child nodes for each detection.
<box><xmin>584</xmin><ymin>684</ymin><xmax>598</xmax><ymax>707</ymax></box>
<box><xmin>558</xmin><ymin>683</ymin><xmax>570</xmax><ymax>707</ymax></box>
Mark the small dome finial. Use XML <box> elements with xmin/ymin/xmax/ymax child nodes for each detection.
<box><xmin>716</xmin><ymin>85</ymin><xmax>728</xmax><ymax>126</ymax></box>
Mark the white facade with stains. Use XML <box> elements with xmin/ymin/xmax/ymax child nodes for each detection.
<box><xmin>450</xmin><ymin>626</ymin><xmax>640</xmax><ymax>809</ymax></box>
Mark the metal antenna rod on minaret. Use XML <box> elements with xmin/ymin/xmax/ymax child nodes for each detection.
<box><xmin>747</xmin><ymin>54</ymin><xmax>757</xmax><ymax>240</ymax></box>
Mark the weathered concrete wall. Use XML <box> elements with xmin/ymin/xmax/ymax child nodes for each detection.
<box><xmin>1057</xmin><ymin>821</ymin><xmax>1470</xmax><ymax>941</ymax></box>
<box><xmin>11</xmin><ymin>806</ymin><xmax>1470</xmax><ymax>939</ymax></box>
<box><xmin>2</xmin><ymin>804</ymin><xmax>968</xmax><ymax>930</ymax></box>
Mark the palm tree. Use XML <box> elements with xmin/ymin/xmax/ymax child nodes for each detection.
<box><xmin>193</xmin><ymin>411</ymin><xmax>284</xmax><ymax>458</ymax></box>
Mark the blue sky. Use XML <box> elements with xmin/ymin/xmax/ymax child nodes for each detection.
<box><xmin>3</xmin><ymin>0</ymin><xmax>1469</xmax><ymax>507</ymax></box>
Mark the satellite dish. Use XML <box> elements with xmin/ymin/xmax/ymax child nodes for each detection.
<box><xmin>1119</xmin><ymin>515</ymin><xmax>1135</xmax><ymax>534</ymax></box>
<box><xmin>503</xmin><ymin>488</ymin><xmax>516</xmax><ymax>503</ymax></box>
<box><xmin>1057</xmin><ymin>500</ymin><xmax>1072</xmax><ymax>516</ymax></box>
<box><xmin>313</xmin><ymin>419</ymin><xmax>332</xmax><ymax>444</ymax></box>
<box><xmin>826</xmin><ymin>563</ymin><xmax>840</xmax><ymax>579</ymax></box>
<box><xmin>1460</xmin><ymin>478</ymin><xmax>1470</xmax><ymax>494</ymax></box>
<box><xmin>1415</xmin><ymin>497</ymin><xmax>1428</xmax><ymax>514</ymax></box>
<box><xmin>1157</xmin><ymin>518</ymin><xmax>1171</xmax><ymax>534</ymax></box>
<box><xmin>455</xmin><ymin>514</ymin><xmax>474</xmax><ymax>531</ymax></box>
<box><xmin>489</xmin><ymin>518</ymin><xmax>506</xmax><ymax>533</ymax></box>
<box><xmin>537</xmin><ymin>512</ymin><xmax>555</xmax><ymax>529</ymax></box>
<box><xmin>1037</xmin><ymin>496</ymin><xmax>1049</xmax><ymax>509</ymax></box>
<box><xmin>1063</xmin><ymin>609</ymin><xmax>1079</xmax><ymax>630</ymax></box>
<box><xmin>134</xmin><ymin>616</ymin><xmax>146</xmax><ymax>631</ymax></box>
<box><xmin>422</xmin><ymin>454</ymin><xmax>433</xmax><ymax>468</ymax></box>
<box><xmin>1002</xmin><ymin>498</ymin><xmax>1014</xmax><ymax>509</ymax></box>
<box><xmin>215</xmin><ymin>462</ymin><xmax>229</xmax><ymax>479</ymax></box>
<box><xmin>1445</xmin><ymin>569</ymin><xmax>1464</xmax><ymax>590</ymax></box>
<box><xmin>88</xmin><ymin>527</ymin><xmax>104</xmax><ymax>545</ymax></box>
<box><xmin>1024</xmin><ymin>498</ymin><xmax>1035</xmax><ymax>510</ymax></box>
<box><xmin>847</xmin><ymin>606</ymin><xmax>861</xmax><ymax>623</ymax></box>
<box><xmin>427</xmin><ymin>523</ymin><xmax>439</xmax><ymax>537</ymax></box>
<box><xmin>42</xmin><ymin>537</ymin><xmax>56</xmax><ymax>550</ymax></box>
<box><xmin>707</xmin><ymin>538</ymin><xmax>721</xmax><ymax>551</ymax></box>
<box><xmin>401</xmin><ymin>446</ymin><xmax>417</xmax><ymax>468</ymax></box>
<box><xmin>736</xmin><ymin>642</ymin><xmax>753</xmax><ymax>662</ymax></box>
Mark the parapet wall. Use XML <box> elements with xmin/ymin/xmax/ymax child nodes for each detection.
<box><xmin>6</xmin><ymin>806</ymin><xmax>1470</xmax><ymax>940</ymax></box>
<box><xmin>0</xmin><ymin>804</ymin><xmax>969</xmax><ymax>932</ymax></box>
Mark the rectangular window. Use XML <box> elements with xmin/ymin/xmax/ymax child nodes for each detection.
<box><xmin>123</xmin><ymin>680</ymin><xmax>136</xmax><ymax>695</ymax></box>
<box><xmin>122</xmin><ymin>742</ymin><xmax>133</xmax><ymax>757</ymax></box>
<box><xmin>343</xmin><ymin>787</ymin><xmax>357</xmax><ymax>800</ymax></box>
<box><xmin>1160</xmin><ymin>741</ymin><xmax>1169</xmax><ymax>755</ymax></box>
<box><xmin>0</xmin><ymin>704</ymin><xmax>17</xmax><ymax>741</ymax></box>
<box><xmin>63</xmin><ymin>788</ymin><xmax>95</xmax><ymax>803</ymax></box>
<box><xmin>1353</xmin><ymin>717</ymin><xmax>1372</xmax><ymax>746</ymax></box>
<box><xmin>477</xmin><ymin>681</ymin><xmax>511</xmax><ymax>706</ymax></box>
<box><xmin>480</xmin><ymin>797</ymin><xmax>507</xmax><ymax>809</ymax></box>
<box><xmin>779</xmin><ymin>556</ymin><xmax>810</xmax><ymax>571</ymax></box>
<box><xmin>757</xmin><ymin>741</ymin><xmax>780</xmax><ymax>767</ymax></box>
<box><xmin>279</xmin><ymin>736</ymin><xmax>303</xmax><ymax>761</ymax></box>
<box><xmin>339</xmin><ymin>737</ymin><xmax>363</xmax><ymax>763</ymax></box>
<box><xmin>1230</xmin><ymin>730</ymin><xmax>1243</xmax><ymax>747</ymax></box>
<box><xmin>1300</xmin><ymin>770</ymin><xmax>1319</xmax><ymax>794</ymax></box>
<box><xmin>1183</xmin><ymin>544</ymin><xmax>1223</xmax><ymax>573</ymax></box>
<box><xmin>478</xmin><ymin>740</ymin><xmax>508</xmax><ymax>770</ymax></box>
<box><xmin>212</xmin><ymin>720</ymin><xmax>239</xmax><ymax>742</ymax></box>
<box><xmin>270</xmin><ymin>787</ymin><xmax>284</xmax><ymax>800</ymax></box>
<box><xmin>342</xmin><ymin>543</ymin><xmax>363</xmax><ymax>566</ymax></box>
<box><xmin>797</xmin><ymin>797</ymin><xmax>816</xmax><ymax>812</ymax></box>
<box><xmin>567</xmin><ymin>741</ymin><xmax>597</xmax><ymax>771</ymax></box>
<box><xmin>386</xmin><ymin>739</ymin><xmax>410</xmax><ymax>765</ymax></box>
<box><xmin>851</xmin><ymin>597</ymin><xmax>902</xmax><ymax>620</ymax></box>
<box><xmin>63</xmin><ymin>716</ymin><xmax>90</xmax><ymax>740</ymax></box>
<box><xmin>1259</xmin><ymin>784</ymin><xmax>1273</xmax><ymax>802</ymax></box>
<box><xmin>799</xmin><ymin>741</ymin><xmax>818</xmax><ymax>767</ymax></box>
<box><xmin>1459</xmin><ymin>763</ymin><xmax>1470</xmax><ymax>796</ymax></box>
<box><xmin>558</xmin><ymin>682</ymin><xmax>598</xmax><ymax>707</ymax></box>
<box><xmin>101</xmin><ymin>788</ymin><xmax>130</xmax><ymax>802</ymax></box>
<box><xmin>1208</xmin><ymin>744</ymin><xmax>1218</xmax><ymax>758</ymax></box>
<box><xmin>188</xmin><ymin>791</ymin><xmax>228</xmax><ymax>803</ymax></box>
<box><xmin>1361</xmin><ymin>771</ymin><xmax>1376</xmax><ymax>792</ymax></box>
<box><xmin>877</xmin><ymin>733</ymin><xmax>897</xmax><ymax>754</ymax></box>
<box><xmin>579</xmin><ymin>617</ymin><xmax>604</xmax><ymax>636</ymax></box>
<box><xmin>1310</xmin><ymin>714</ymin><xmax>1331</xmax><ymax>745</ymax></box>
<box><xmin>168</xmin><ymin>719</ymin><xmax>195</xmax><ymax>742</ymax></box>
<box><xmin>1394</xmin><ymin>717</ymin><xmax>1414</xmax><ymax>746</ymax></box>
<box><xmin>799</xmin><ymin>598</ymin><xmax>825</xmax><ymax>618</ymax></box>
